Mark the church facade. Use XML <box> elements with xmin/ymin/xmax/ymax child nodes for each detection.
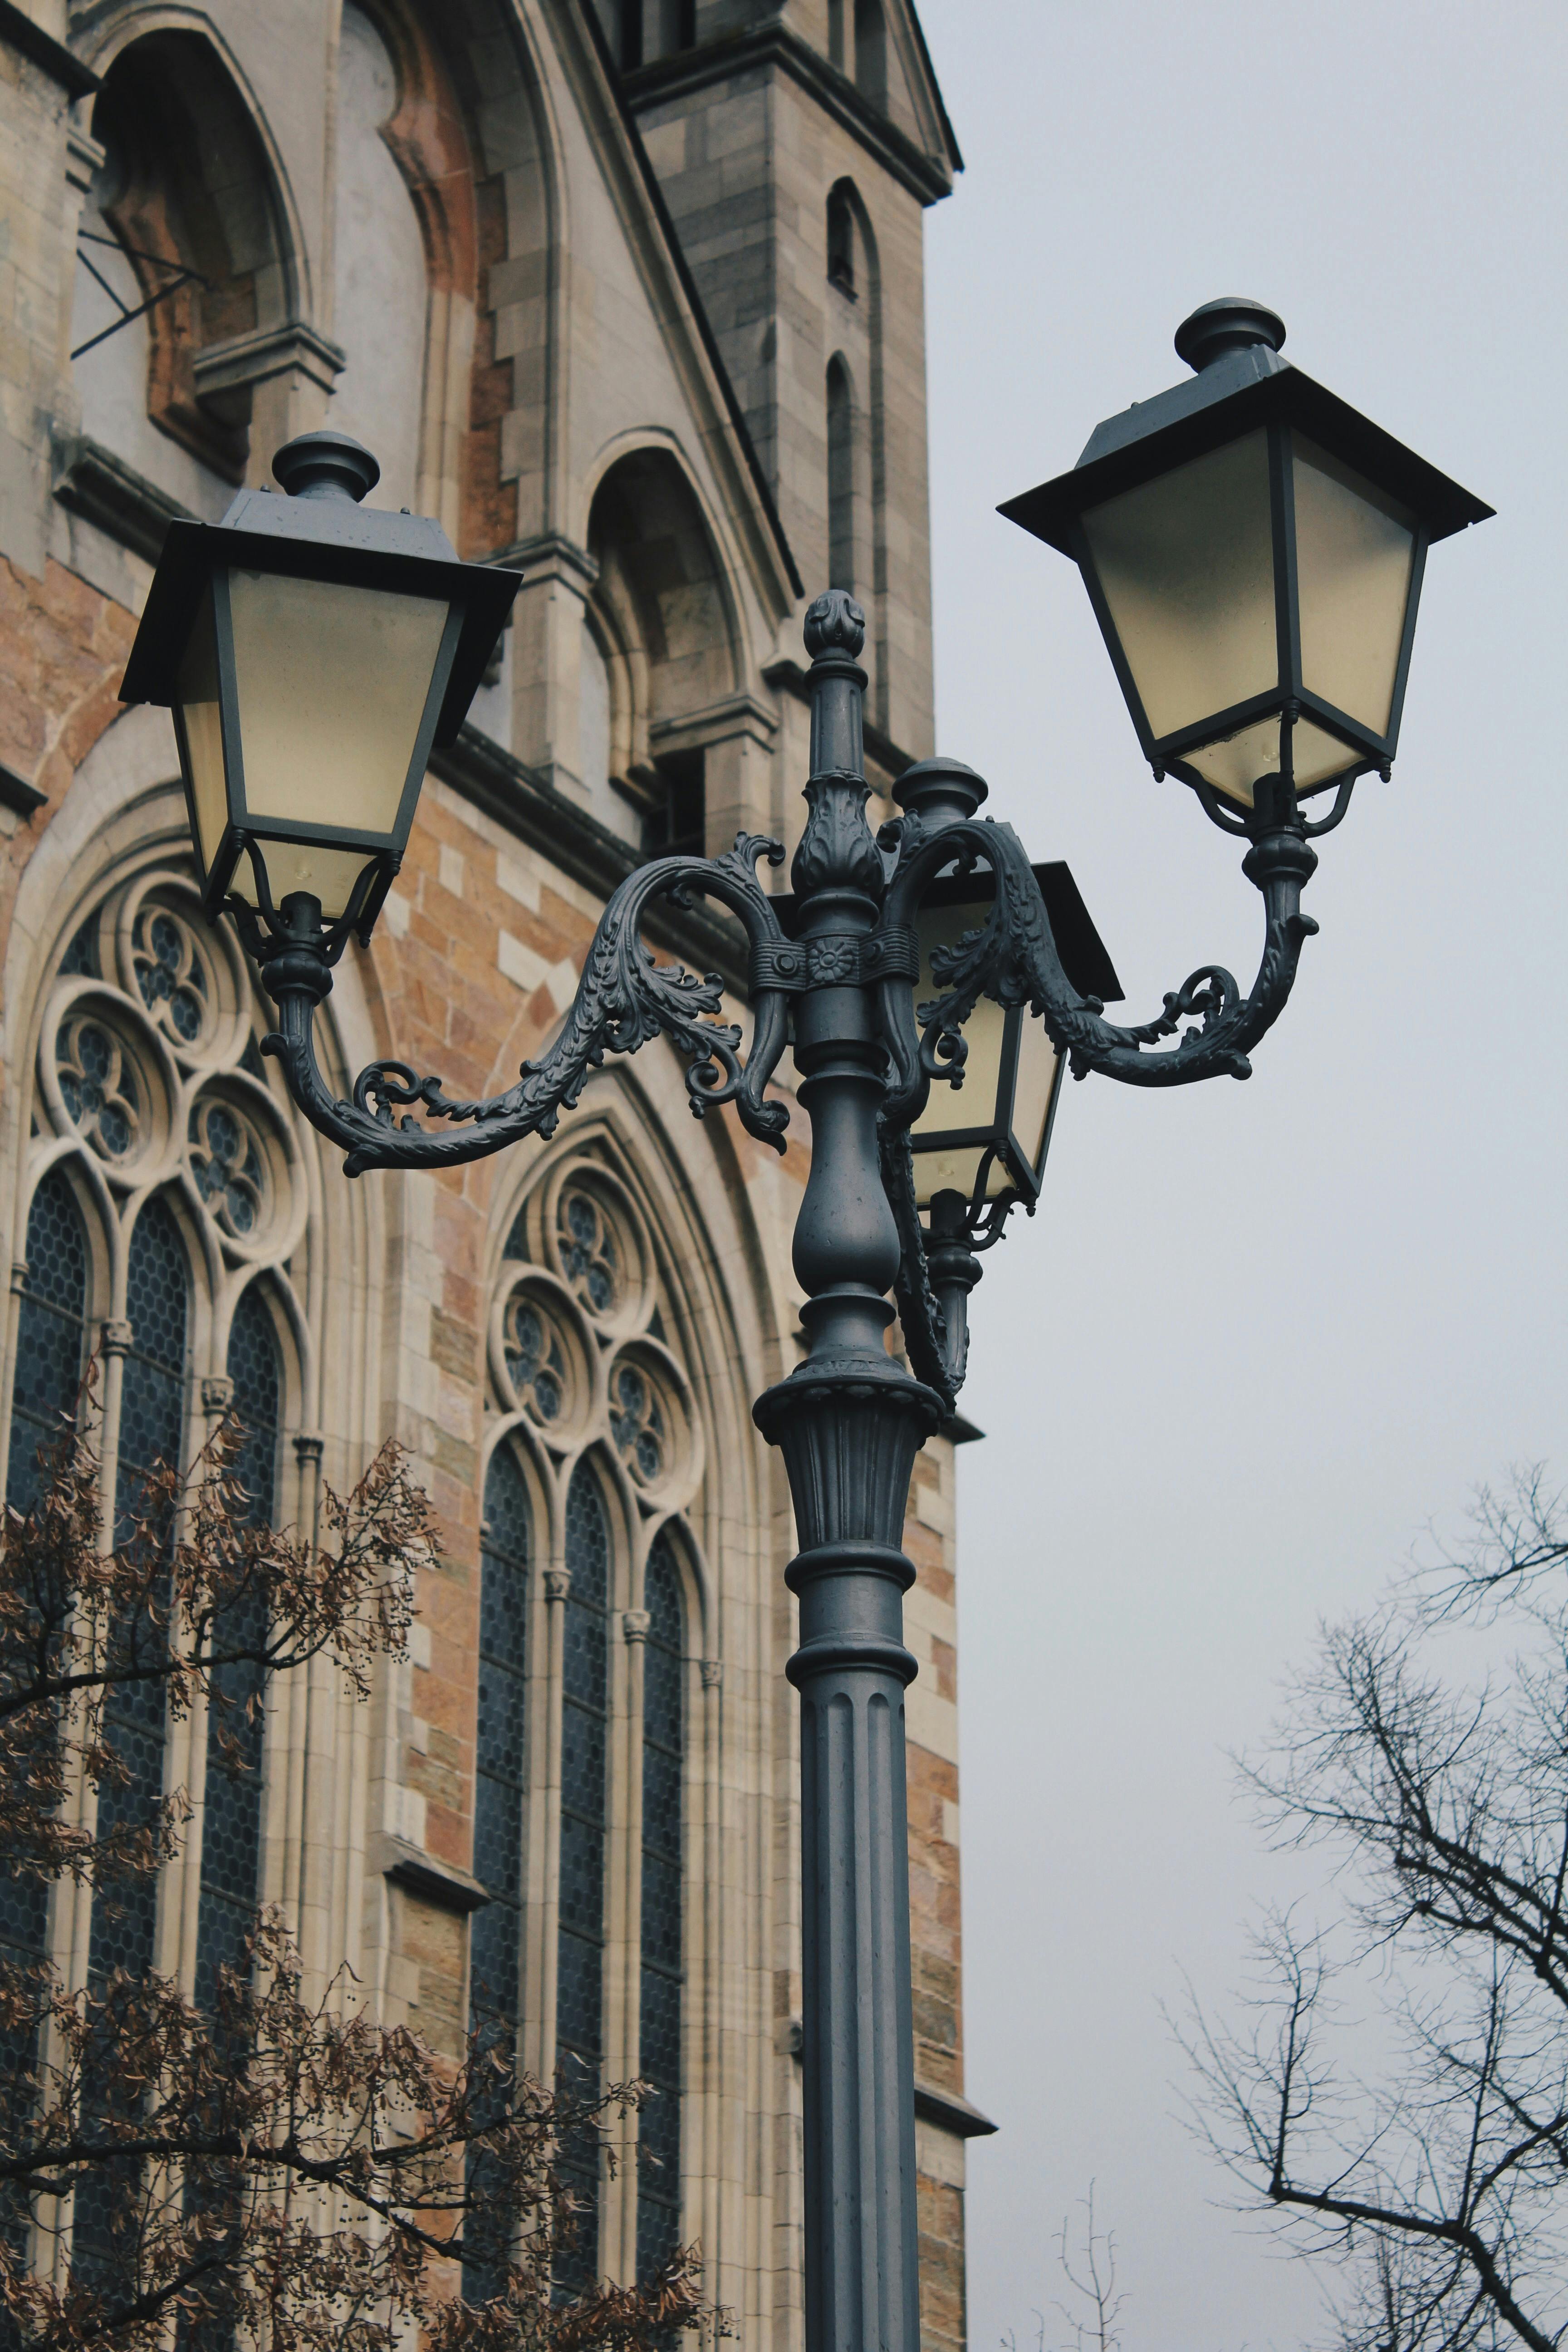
<box><xmin>0</xmin><ymin>0</ymin><xmax>982</xmax><ymax>2340</ymax></box>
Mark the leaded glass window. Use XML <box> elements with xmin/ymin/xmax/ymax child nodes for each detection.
<box><xmin>193</xmin><ymin>1284</ymin><xmax>279</xmax><ymax>2013</ymax></box>
<box><xmin>556</xmin><ymin>1459</ymin><xmax>609</xmax><ymax>2295</ymax></box>
<box><xmin>90</xmin><ymin>1196</ymin><xmax>188</xmax><ymax>1989</ymax></box>
<box><xmin>5</xmin><ymin>1170</ymin><xmax>88</xmax><ymax>1521</ymax></box>
<box><xmin>464</xmin><ymin>1442</ymin><xmax>531</xmax><ymax>2307</ymax></box>
<box><xmin>637</xmin><ymin>1533</ymin><xmax>684</xmax><ymax>2280</ymax></box>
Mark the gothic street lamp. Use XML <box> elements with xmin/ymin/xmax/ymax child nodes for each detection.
<box><xmin>120</xmin><ymin>301</ymin><xmax>1490</xmax><ymax>2352</ymax></box>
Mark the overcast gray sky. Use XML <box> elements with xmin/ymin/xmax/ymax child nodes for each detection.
<box><xmin>912</xmin><ymin>5</ymin><xmax>1568</xmax><ymax>2345</ymax></box>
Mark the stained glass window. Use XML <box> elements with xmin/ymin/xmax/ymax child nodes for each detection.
<box><xmin>193</xmin><ymin>1284</ymin><xmax>279</xmax><ymax>2014</ymax></box>
<box><xmin>637</xmin><ymin>1533</ymin><xmax>684</xmax><ymax>2281</ymax></box>
<box><xmin>464</xmin><ymin>1442</ymin><xmax>531</xmax><ymax>2307</ymax></box>
<box><xmin>556</xmin><ymin>1460</ymin><xmax>609</xmax><ymax>2297</ymax></box>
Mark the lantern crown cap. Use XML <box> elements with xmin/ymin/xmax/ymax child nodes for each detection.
<box><xmin>1174</xmin><ymin>298</ymin><xmax>1286</xmax><ymax>373</ymax></box>
<box><xmin>272</xmin><ymin>429</ymin><xmax>380</xmax><ymax>504</ymax></box>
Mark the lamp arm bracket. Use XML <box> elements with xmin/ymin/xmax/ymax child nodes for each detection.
<box><xmin>876</xmin><ymin>812</ymin><xmax>1320</xmax><ymax>1106</ymax></box>
<box><xmin>256</xmin><ymin>834</ymin><xmax>794</xmax><ymax>1177</ymax></box>
<box><xmin>877</xmin><ymin>1119</ymin><xmax>961</xmax><ymax>1412</ymax></box>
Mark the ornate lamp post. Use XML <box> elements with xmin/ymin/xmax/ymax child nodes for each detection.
<box><xmin>120</xmin><ymin>303</ymin><xmax>1489</xmax><ymax>2352</ymax></box>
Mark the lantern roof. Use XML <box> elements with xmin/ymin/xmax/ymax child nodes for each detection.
<box><xmin>999</xmin><ymin>300</ymin><xmax>1493</xmax><ymax>557</ymax></box>
<box><xmin>119</xmin><ymin>430</ymin><xmax>520</xmax><ymax>747</ymax></box>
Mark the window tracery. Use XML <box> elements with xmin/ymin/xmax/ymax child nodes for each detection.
<box><xmin>479</xmin><ymin>1154</ymin><xmax>701</xmax><ymax>2295</ymax></box>
<box><xmin>1</xmin><ymin>860</ymin><xmax>311</xmax><ymax>2044</ymax></box>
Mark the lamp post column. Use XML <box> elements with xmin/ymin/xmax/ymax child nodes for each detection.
<box><xmin>754</xmin><ymin>592</ymin><xmax>942</xmax><ymax>2352</ymax></box>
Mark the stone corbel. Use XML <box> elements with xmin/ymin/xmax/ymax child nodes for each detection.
<box><xmin>192</xmin><ymin>322</ymin><xmax>346</xmax><ymax>431</ymax></box>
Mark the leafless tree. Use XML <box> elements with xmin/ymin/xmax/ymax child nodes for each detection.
<box><xmin>0</xmin><ymin>1402</ymin><xmax>706</xmax><ymax>2350</ymax></box>
<box><xmin>1052</xmin><ymin>2183</ymin><xmax>1126</xmax><ymax>2352</ymax></box>
<box><xmin>1180</xmin><ymin>1466</ymin><xmax>1568</xmax><ymax>2352</ymax></box>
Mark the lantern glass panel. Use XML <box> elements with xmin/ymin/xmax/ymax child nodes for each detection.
<box><xmin>1184</xmin><ymin>710</ymin><xmax>1364</xmax><ymax>806</ymax></box>
<box><xmin>1011</xmin><ymin>1014</ymin><xmax>1061</xmax><ymax>1176</ymax></box>
<box><xmin>176</xmin><ymin>586</ymin><xmax>227</xmax><ymax>880</ymax></box>
<box><xmin>1081</xmin><ymin>430</ymin><xmax>1275</xmax><ymax>743</ymax></box>
<box><xmin>1293</xmin><ymin>435</ymin><xmax>1415</xmax><ymax>737</ymax></box>
<box><xmin>225</xmin><ymin>569</ymin><xmax>450</xmax><ymax>913</ymax></box>
<box><xmin>910</xmin><ymin>902</ymin><xmax>1012</xmax><ymax>1211</ymax></box>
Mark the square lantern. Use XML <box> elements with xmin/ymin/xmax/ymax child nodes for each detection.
<box><xmin>907</xmin><ymin>859</ymin><xmax>1121</xmax><ymax>1214</ymax></box>
<box><xmin>999</xmin><ymin>301</ymin><xmax>1492</xmax><ymax>806</ymax></box>
<box><xmin>119</xmin><ymin>431</ymin><xmax>520</xmax><ymax>935</ymax></box>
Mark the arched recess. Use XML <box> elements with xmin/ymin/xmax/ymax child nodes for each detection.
<box><xmin>73</xmin><ymin>24</ymin><xmax>301</xmax><ymax>488</ymax></box>
<box><xmin>581</xmin><ymin>445</ymin><xmax>745</xmax><ymax>856</ymax></box>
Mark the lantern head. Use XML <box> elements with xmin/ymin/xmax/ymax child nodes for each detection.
<box><xmin>119</xmin><ymin>430</ymin><xmax>520</xmax><ymax>938</ymax></box>
<box><xmin>999</xmin><ymin>301</ymin><xmax>1492</xmax><ymax>807</ymax></box>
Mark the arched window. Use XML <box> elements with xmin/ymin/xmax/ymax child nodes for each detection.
<box><xmin>464</xmin><ymin>1440</ymin><xmax>532</xmax><ymax>2306</ymax></box>
<box><xmin>827</xmin><ymin>354</ymin><xmax>858</xmax><ymax>595</ymax></box>
<box><xmin>827</xmin><ymin>186</ymin><xmax>856</xmax><ymax>298</ymax></box>
<box><xmin>487</xmin><ymin>1163</ymin><xmax>702</xmax><ymax>2288</ymax></box>
<box><xmin>556</xmin><ymin>1456</ymin><xmax>610</xmax><ymax>2291</ymax></box>
<box><xmin>193</xmin><ymin>1284</ymin><xmax>280</xmax><ymax>2011</ymax></box>
<box><xmin>5</xmin><ymin>1171</ymin><xmax>88</xmax><ymax>1522</ymax></box>
<box><xmin>853</xmin><ymin>0</ymin><xmax>887</xmax><ymax>107</ymax></box>
<box><xmin>637</xmin><ymin>1530</ymin><xmax>684</xmax><ymax>2279</ymax></box>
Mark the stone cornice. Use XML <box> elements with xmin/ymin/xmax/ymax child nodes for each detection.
<box><xmin>430</xmin><ymin>722</ymin><xmax>755</xmax><ymax>999</ymax></box>
<box><xmin>0</xmin><ymin>763</ymin><xmax>48</xmax><ymax>820</ymax></box>
<box><xmin>53</xmin><ymin>432</ymin><xmax>194</xmax><ymax>566</ymax></box>
<box><xmin>913</xmin><ymin>2080</ymin><xmax>998</xmax><ymax>2139</ymax></box>
<box><xmin>490</xmin><ymin>530</ymin><xmax>600</xmax><ymax>590</ymax></box>
<box><xmin>622</xmin><ymin>25</ymin><xmax>956</xmax><ymax>209</ymax></box>
<box><xmin>648</xmin><ymin>689</ymin><xmax>779</xmax><ymax>754</ymax></box>
<box><xmin>0</xmin><ymin>0</ymin><xmax>97</xmax><ymax>97</ymax></box>
<box><xmin>191</xmin><ymin>321</ymin><xmax>346</xmax><ymax>402</ymax></box>
<box><xmin>377</xmin><ymin>1837</ymin><xmax>490</xmax><ymax>1915</ymax></box>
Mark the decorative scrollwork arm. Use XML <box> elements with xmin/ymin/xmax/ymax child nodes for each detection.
<box><xmin>877</xmin><ymin>803</ymin><xmax>1319</xmax><ymax>1127</ymax></box>
<box><xmin>252</xmin><ymin>834</ymin><xmax>794</xmax><ymax>1178</ymax></box>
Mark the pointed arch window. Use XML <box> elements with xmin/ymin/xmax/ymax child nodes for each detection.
<box><xmin>193</xmin><ymin>1283</ymin><xmax>279</xmax><ymax>2012</ymax></box>
<box><xmin>5</xmin><ymin>1171</ymin><xmax>89</xmax><ymax>1524</ymax></box>
<box><xmin>464</xmin><ymin>1439</ymin><xmax>532</xmax><ymax>2306</ymax></box>
<box><xmin>828</xmin><ymin>354</ymin><xmax>858</xmax><ymax>596</ymax></box>
<box><xmin>637</xmin><ymin>1530</ymin><xmax>684</xmax><ymax>2279</ymax></box>
<box><xmin>486</xmin><ymin>1167</ymin><xmax>701</xmax><ymax>2287</ymax></box>
<box><xmin>90</xmin><ymin>1196</ymin><xmax>190</xmax><ymax>1991</ymax></box>
<box><xmin>556</xmin><ymin>1457</ymin><xmax>610</xmax><ymax>2292</ymax></box>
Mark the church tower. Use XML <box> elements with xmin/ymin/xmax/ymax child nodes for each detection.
<box><xmin>598</xmin><ymin>0</ymin><xmax>961</xmax><ymax>769</ymax></box>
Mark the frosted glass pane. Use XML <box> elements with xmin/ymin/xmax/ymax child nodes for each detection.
<box><xmin>1293</xmin><ymin>436</ymin><xmax>1414</xmax><ymax>736</ymax></box>
<box><xmin>1082</xmin><ymin>431</ymin><xmax>1277</xmax><ymax>741</ymax></box>
<box><xmin>1010</xmin><ymin>1015</ymin><xmax>1060</xmax><ymax>1175</ymax></box>
<box><xmin>227</xmin><ymin>569</ymin><xmax>447</xmax><ymax>839</ymax></box>
<box><xmin>911</xmin><ymin>905</ymin><xmax>1005</xmax><ymax>1125</ymax></box>
<box><xmin>225</xmin><ymin>839</ymin><xmax>379</xmax><ymax>918</ymax></box>
<box><xmin>911</xmin><ymin>900</ymin><xmax>1012</xmax><ymax>1206</ymax></box>
<box><xmin>912</xmin><ymin>1142</ymin><xmax>987</xmax><ymax>1209</ymax></box>
<box><xmin>176</xmin><ymin>588</ymin><xmax>228</xmax><ymax>879</ymax></box>
<box><xmin>1185</xmin><ymin>712</ymin><xmax>1363</xmax><ymax>805</ymax></box>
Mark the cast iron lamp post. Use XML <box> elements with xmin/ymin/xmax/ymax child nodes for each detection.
<box><xmin>120</xmin><ymin>300</ymin><xmax>1489</xmax><ymax>2352</ymax></box>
